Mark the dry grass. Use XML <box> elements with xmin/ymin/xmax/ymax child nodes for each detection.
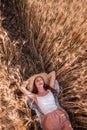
<box><xmin>0</xmin><ymin>18</ymin><xmax>39</xmax><ymax>129</ymax></box>
<box><xmin>1</xmin><ymin>0</ymin><xmax>87</xmax><ymax>130</ymax></box>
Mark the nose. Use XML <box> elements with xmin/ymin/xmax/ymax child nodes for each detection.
<box><xmin>35</xmin><ymin>77</ymin><xmax>44</xmax><ymax>85</ymax></box>
<box><xmin>38</xmin><ymin>80</ymin><xmax>43</xmax><ymax>85</ymax></box>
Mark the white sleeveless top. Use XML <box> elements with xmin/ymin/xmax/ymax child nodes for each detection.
<box><xmin>36</xmin><ymin>90</ymin><xmax>57</xmax><ymax>114</ymax></box>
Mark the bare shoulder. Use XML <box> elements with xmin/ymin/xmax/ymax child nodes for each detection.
<box><xmin>47</xmin><ymin>89</ymin><xmax>51</xmax><ymax>92</ymax></box>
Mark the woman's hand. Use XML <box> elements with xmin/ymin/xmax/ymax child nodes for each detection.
<box><xmin>18</xmin><ymin>80</ymin><xmax>35</xmax><ymax>100</ymax></box>
<box><xmin>21</xmin><ymin>81</ymin><xmax>28</xmax><ymax>88</ymax></box>
<box><xmin>47</xmin><ymin>71</ymin><xmax>56</xmax><ymax>88</ymax></box>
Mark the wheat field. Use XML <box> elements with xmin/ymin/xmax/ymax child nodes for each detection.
<box><xmin>0</xmin><ymin>0</ymin><xmax>87</xmax><ymax>130</ymax></box>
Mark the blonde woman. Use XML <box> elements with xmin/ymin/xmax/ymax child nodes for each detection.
<box><xmin>19</xmin><ymin>71</ymin><xmax>73</xmax><ymax>130</ymax></box>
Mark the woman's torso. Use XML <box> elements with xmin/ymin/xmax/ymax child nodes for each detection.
<box><xmin>36</xmin><ymin>90</ymin><xmax>58</xmax><ymax>114</ymax></box>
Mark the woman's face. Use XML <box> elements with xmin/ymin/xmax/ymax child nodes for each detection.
<box><xmin>34</xmin><ymin>76</ymin><xmax>45</xmax><ymax>91</ymax></box>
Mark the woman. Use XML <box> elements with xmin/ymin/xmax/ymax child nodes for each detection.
<box><xmin>19</xmin><ymin>71</ymin><xmax>73</xmax><ymax>130</ymax></box>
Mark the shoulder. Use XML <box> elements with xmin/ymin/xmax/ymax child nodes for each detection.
<box><xmin>47</xmin><ymin>89</ymin><xmax>51</xmax><ymax>92</ymax></box>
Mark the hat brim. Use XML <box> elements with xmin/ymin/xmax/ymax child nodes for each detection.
<box><xmin>27</xmin><ymin>72</ymin><xmax>49</xmax><ymax>92</ymax></box>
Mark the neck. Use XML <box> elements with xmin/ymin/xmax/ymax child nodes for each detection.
<box><xmin>38</xmin><ymin>89</ymin><xmax>45</xmax><ymax>93</ymax></box>
<box><xmin>38</xmin><ymin>89</ymin><xmax>48</xmax><ymax>96</ymax></box>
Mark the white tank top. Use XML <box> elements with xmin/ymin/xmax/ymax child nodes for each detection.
<box><xmin>36</xmin><ymin>90</ymin><xmax>57</xmax><ymax>114</ymax></box>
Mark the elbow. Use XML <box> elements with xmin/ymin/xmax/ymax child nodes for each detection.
<box><xmin>52</xmin><ymin>71</ymin><xmax>56</xmax><ymax>77</ymax></box>
<box><xmin>48</xmin><ymin>70</ymin><xmax>56</xmax><ymax>79</ymax></box>
<box><xmin>53</xmin><ymin>70</ymin><xmax>56</xmax><ymax>74</ymax></box>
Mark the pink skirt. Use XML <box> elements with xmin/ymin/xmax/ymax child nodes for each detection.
<box><xmin>42</xmin><ymin>108</ymin><xmax>73</xmax><ymax>130</ymax></box>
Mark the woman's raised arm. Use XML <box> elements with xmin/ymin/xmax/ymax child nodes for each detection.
<box><xmin>19</xmin><ymin>81</ymin><xmax>35</xmax><ymax>100</ymax></box>
<box><xmin>48</xmin><ymin>71</ymin><xmax>56</xmax><ymax>88</ymax></box>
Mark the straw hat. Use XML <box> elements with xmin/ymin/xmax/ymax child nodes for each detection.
<box><xmin>26</xmin><ymin>72</ymin><xmax>49</xmax><ymax>91</ymax></box>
